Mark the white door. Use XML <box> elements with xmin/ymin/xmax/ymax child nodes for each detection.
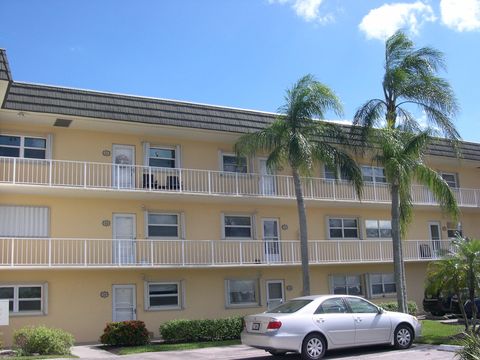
<box><xmin>112</xmin><ymin>145</ymin><xmax>135</xmax><ymax>188</ymax></box>
<box><xmin>428</xmin><ymin>221</ymin><xmax>442</xmax><ymax>254</ymax></box>
<box><xmin>259</xmin><ymin>159</ymin><xmax>276</xmax><ymax>195</ymax></box>
<box><xmin>112</xmin><ymin>285</ymin><xmax>136</xmax><ymax>321</ymax></box>
<box><xmin>113</xmin><ymin>214</ymin><xmax>136</xmax><ymax>264</ymax></box>
<box><xmin>266</xmin><ymin>280</ymin><xmax>284</xmax><ymax>310</ymax></box>
<box><xmin>262</xmin><ymin>218</ymin><xmax>280</xmax><ymax>262</ymax></box>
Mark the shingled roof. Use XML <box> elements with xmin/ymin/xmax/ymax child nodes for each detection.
<box><xmin>0</xmin><ymin>49</ymin><xmax>12</xmax><ymax>81</ymax></box>
<box><xmin>1</xmin><ymin>50</ymin><xmax>479</xmax><ymax>162</ymax></box>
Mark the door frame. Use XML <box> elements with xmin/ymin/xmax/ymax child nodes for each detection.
<box><xmin>428</xmin><ymin>221</ymin><xmax>442</xmax><ymax>253</ymax></box>
<box><xmin>266</xmin><ymin>280</ymin><xmax>285</xmax><ymax>309</ymax></box>
<box><xmin>112</xmin><ymin>213</ymin><xmax>136</xmax><ymax>264</ymax></box>
<box><xmin>112</xmin><ymin>284</ymin><xmax>137</xmax><ymax>321</ymax></box>
<box><xmin>258</xmin><ymin>157</ymin><xmax>276</xmax><ymax>195</ymax></box>
<box><xmin>262</xmin><ymin>218</ymin><xmax>280</xmax><ymax>262</ymax></box>
<box><xmin>112</xmin><ymin>144</ymin><xmax>136</xmax><ymax>188</ymax></box>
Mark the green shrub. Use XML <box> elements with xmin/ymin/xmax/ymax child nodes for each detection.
<box><xmin>13</xmin><ymin>325</ymin><xmax>74</xmax><ymax>355</ymax></box>
<box><xmin>378</xmin><ymin>301</ymin><xmax>418</xmax><ymax>315</ymax></box>
<box><xmin>159</xmin><ymin>317</ymin><xmax>243</xmax><ymax>342</ymax></box>
<box><xmin>100</xmin><ymin>320</ymin><xmax>150</xmax><ymax>346</ymax></box>
<box><xmin>456</xmin><ymin>332</ymin><xmax>480</xmax><ymax>360</ymax></box>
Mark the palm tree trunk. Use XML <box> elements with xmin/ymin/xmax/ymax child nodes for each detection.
<box><xmin>391</xmin><ymin>184</ymin><xmax>408</xmax><ymax>313</ymax></box>
<box><xmin>292</xmin><ymin>167</ymin><xmax>310</xmax><ymax>296</ymax></box>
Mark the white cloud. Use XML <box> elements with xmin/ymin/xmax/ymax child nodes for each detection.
<box><xmin>440</xmin><ymin>0</ymin><xmax>480</xmax><ymax>31</ymax></box>
<box><xmin>268</xmin><ymin>0</ymin><xmax>334</xmax><ymax>23</ymax></box>
<box><xmin>359</xmin><ymin>2</ymin><xmax>436</xmax><ymax>41</ymax></box>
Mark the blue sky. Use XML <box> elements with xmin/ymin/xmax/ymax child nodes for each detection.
<box><xmin>1</xmin><ymin>1</ymin><xmax>479</xmax><ymax>142</ymax></box>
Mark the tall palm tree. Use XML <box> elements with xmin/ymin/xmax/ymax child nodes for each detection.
<box><xmin>235</xmin><ymin>74</ymin><xmax>363</xmax><ymax>296</ymax></box>
<box><xmin>369</xmin><ymin>128</ymin><xmax>459</xmax><ymax>313</ymax></box>
<box><xmin>354</xmin><ymin>31</ymin><xmax>460</xmax><ymax>313</ymax></box>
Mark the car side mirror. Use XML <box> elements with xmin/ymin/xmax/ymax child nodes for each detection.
<box><xmin>377</xmin><ymin>307</ymin><xmax>384</xmax><ymax>314</ymax></box>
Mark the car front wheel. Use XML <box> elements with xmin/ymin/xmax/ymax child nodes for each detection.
<box><xmin>394</xmin><ymin>324</ymin><xmax>413</xmax><ymax>349</ymax></box>
<box><xmin>301</xmin><ymin>333</ymin><xmax>326</xmax><ymax>360</ymax></box>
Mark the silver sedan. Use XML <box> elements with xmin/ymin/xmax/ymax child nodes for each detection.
<box><xmin>241</xmin><ymin>295</ymin><xmax>422</xmax><ymax>360</ymax></box>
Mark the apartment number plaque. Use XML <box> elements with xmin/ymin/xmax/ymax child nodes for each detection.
<box><xmin>100</xmin><ymin>291</ymin><xmax>109</xmax><ymax>298</ymax></box>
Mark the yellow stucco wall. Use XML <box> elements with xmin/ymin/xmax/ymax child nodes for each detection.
<box><xmin>0</xmin><ymin>262</ymin><xmax>427</xmax><ymax>345</ymax></box>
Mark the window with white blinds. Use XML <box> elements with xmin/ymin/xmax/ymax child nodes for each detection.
<box><xmin>0</xmin><ymin>206</ymin><xmax>49</xmax><ymax>237</ymax></box>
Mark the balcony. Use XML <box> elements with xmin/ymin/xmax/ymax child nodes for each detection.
<box><xmin>1</xmin><ymin>156</ymin><xmax>479</xmax><ymax>207</ymax></box>
<box><xmin>1</xmin><ymin>238</ymin><xmax>453</xmax><ymax>269</ymax></box>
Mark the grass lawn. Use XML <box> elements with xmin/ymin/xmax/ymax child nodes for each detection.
<box><xmin>417</xmin><ymin>320</ymin><xmax>465</xmax><ymax>345</ymax></box>
<box><xmin>114</xmin><ymin>339</ymin><xmax>241</xmax><ymax>355</ymax></box>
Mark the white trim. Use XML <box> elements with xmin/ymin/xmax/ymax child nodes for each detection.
<box><xmin>327</xmin><ymin>217</ymin><xmax>360</xmax><ymax>240</ymax></box>
<box><xmin>0</xmin><ymin>283</ymin><xmax>47</xmax><ymax>316</ymax></box>
<box><xmin>147</xmin><ymin>144</ymin><xmax>177</xmax><ymax>168</ymax></box>
<box><xmin>225</xmin><ymin>279</ymin><xmax>260</xmax><ymax>308</ymax></box>
<box><xmin>220</xmin><ymin>152</ymin><xmax>248</xmax><ymax>173</ymax></box>
<box><xmin>0</xmin><ymin>133</ymin><xmax>48</xmax><ymax>159</ymax></box>
<box><xmin>146</xmin><ymin>212</ymin><xmax>181</xmax><ymax>239</ymax></box>
<box><xmin>112</xmin><ymin>284</ymin><xmax>136</xmax><ymax>321</ymax></box>
<box><xmin>222</xmin><ymin>214</ymin><xmax>254</xmax><ymax>240</ymax></box>
<box><xmin>368</xmin><ymin>273</ymin><xmax>396</xmax><ymax>298</ymax></box>
<box><xmin>266</xmin><ymin>280</ymin><xmax>285</xmax><ymax>309</ymax></box>
<box><xmin>142</xmin><ymin>142</ymin><xmax>150</xmax><ymax>166</ymax></box>
<box><xmin>144</xmin><ymin>281</ymin><xmax>182</xmax><ymax>311</ymax></box>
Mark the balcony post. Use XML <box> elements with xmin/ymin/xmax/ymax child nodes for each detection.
<box><xmin>337</xmin><ymin>241</ymin><xmax>340</xmax><ymax>262</ymax></box>
<box><xmin>48</xmin><ymin>238</ymin><xmax>52</xmax><ymax>267</ymax></box>
<box><xmin>178</xmin><ymin>169</ymin><xmax>183</xmax><ymax>192</ymax></box>
<box><xmin>11</xmin><ymin>238</ymin><xmax>15</xmax><ymax>267</ymax></box>
<box><xmin>291</xmin><ymin>242</ymin><xmax>295</xmax><ymax>263</ymax></box>
<box><xmin>150</xmin><ymin>240</ymin><xmax>154</xmax><ymax>266</ymax></box>
<box><xmin>286</xmin><ymin>177</ymin><xmax>290</xmax><ymax>198</ymax></box>
<box><xmin>12</xmin><ymin>158</ymin><xmax>16</xmax><ymax>184</ymax></box>
<box><xmin>235</xmin><ymin>172</ymin><xmax>239</xmax><ymax>196</ymax></box>
<box><xmin>379</xmin><ymin>242</ymin><xmax>383</xmax><ymax>261</ymax></box>
<box><xmin>210</xmin><ymin>241</ymin><xmax>215</xmax><ymax>265</ymax></box>
<box><xmin>314</xmin><ymin>241</ymin><xmax>318</xmax><ymax>264</ymax></box>
<box><xmin>182</xmin><ymin>241</ymin><xmax>185</xmax><ymax>266</ymax></box>
<box><xmin>332</xmin><ymin>180</ymin><xmax>336</xmax><ymax>200</ymax></box>
<box><xmin>475</xmin><ymin>189</ymin><xmax>479</xmax><ymax>207</ymax></box>
<box><xmin>84</xmin><ymin>239</ymin><xmax>88</xmax><ymax>267</ymax></box>
<box><xmin>83</xmin><ymin>162</ymin><xmax>87</xmax><ymax>188</ymax></box>
<box><xmin>149</xmin><ymin>166</ymin><xmax>152</xmax><ymax>191</ymax></box>
<box><xmin>239</xmin><ymin>241</ymin><xmax>243</xmax><ymax>265</ymax></box>
<box><xmin>373</xmin><ymin>182</ymin><xmax>377</xmax><ymax>201</ymax></box>
<box><xmin>358</xmin><ymin>241</ymin><xmax>362</xmax><ymax>261</ymax></box>
<box><xmin>208</xmin><ymin>171</ymin><xmax>212</xmax><ymax>194</ymax></box>
<box><xmin>49</xmin><ymin>159</ymin><xmax>53</xmax><ymax>186</ymax></box>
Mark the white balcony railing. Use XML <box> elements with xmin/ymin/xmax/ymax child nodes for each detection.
<box><xmin>0</xmin><ymin>238</ymin><xmax>454</xmax><ymax>268</ymax></box>
<box><xmin>1</xmin><ymin>156</ymin><xmax>479</xmax><ymax>207</ymax></box>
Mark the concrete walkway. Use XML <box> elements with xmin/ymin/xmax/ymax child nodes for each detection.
<box><xmin>64</xmin><ymin>343</ymin><xmax>458</xmax><ymax>360</ymax></box>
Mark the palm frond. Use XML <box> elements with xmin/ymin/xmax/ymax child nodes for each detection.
<box><xmin>414</xmin><ymin>164</ymin><xmax>460</xmax><ymax>220</ymax></box>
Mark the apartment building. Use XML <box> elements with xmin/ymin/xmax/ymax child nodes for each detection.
<box><xmin>1</xmin><ymin>49</ymin><xmax>480</xmax><ymax>344</ymax></box>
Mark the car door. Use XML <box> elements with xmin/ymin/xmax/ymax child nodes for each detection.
<box><xmin>312</xmin><ymin>297</ymin><xmax>355</xmax><ymax>347</ymax></box>
<box><xmin>344</xmin><ymin>297</ymin><xmax>392</xmax><ymax>345</ymax></box>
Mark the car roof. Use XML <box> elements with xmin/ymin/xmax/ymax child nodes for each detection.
<box><xmin>292</xmin><ymin>294</ymin><xmax>364</xmax><ymax>301</ymax></box>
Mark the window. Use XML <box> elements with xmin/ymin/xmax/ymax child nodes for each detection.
<box><xmin>328</xmin><ymin>218</ymin><xmax>359</xmax><ymax>239</ymax></box>
<box><xmin>324</xmin><ymin>165</ymin><xmax>350</xmax><ymax>180</ymax></box>
<box><xmin>369</xmin><ymin>273</ymin><xmax>396</xmax><ymax>296</ymax></box>
<box><xmin>222</xmin><ymin>154</ymin><xmax>247</xmax><ymax>173</ymax></box>
<box><xmin>365</xmin><ymin>220</ymin><xmax>392</xmax><ymax>238</ymax></box>
<box><xmin>0</xmin><ymin>285</ymin><xmax>45</xmax><ymax>314</ymax></box>
<box><xmin>439</xmin><ymin>172</ymin><xmax>458</xmax><ymax>188</ymax></box>
<box><xmin>145</xmin><ymin>282</ymin><xmax>181</xmax><ymax>310</ymax></box>
<box><xmin>315</xmin><ymin>297</ymin><xmax>348</xmax><ymax>314</ymax></box>
<box><xmin>345</xmin><ymin>297</ymin><xmax>379</xmax><ymax>313</ymax></box>
<box><xmin>447</xmin><ymin>222</ymin><xmax>463</xmax><ymax>239</ymax></box>
<box><xmin>361</xmin><ymin>166</ymin><xmax>386</xmax><ymax>183</ymax></box>
<box><xmin>0</xmin><ymin>135</ymin><xmax>47</xmax><ymax>159</ymax></box>
<box><xmin>226</xmin><ymin>279</ymin><xmax>259</xmax><ymax>307</ymax></box>
<box><xmin>0</xmin><ymin>206</ymin><xmax>49</xmax><ymax>237</ymax></box>
<box><xmin>147</xmin><ymin>213</ymin><xmax>179</xmax><ymax>238</ymax></box>
<box><xmin>149</xmin><ymin>146</ymin><xmax>176</xmax><ymax>168</ymax></box>
<box><xmin>223</xmin><ymin>215</ymin><xmax>253</xmax><ymax>239</ymax></box>
<box><xmin>331</xmin><ymin>275</ymin><xmax>363</xmax><ymax>295</ymax></box>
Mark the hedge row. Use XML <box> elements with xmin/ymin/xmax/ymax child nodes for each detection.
<box><xmin>100</xmin><ymin>320</ymin><xmax>150</xmax><ymax>346</ymax></box>
<box><xmin>378</xmin><ymin>301</ymin><xmax>418</xmax><ymax>315</ymax></box>
<box><xmin>13</xmin><ymin>326</ymin><xmax>74</xmax><ymax>356</ymax></box>
<box><xmin>159</xmin><ymin>317</ymin><xmax>243</xmax><ymax>342</ymax></box>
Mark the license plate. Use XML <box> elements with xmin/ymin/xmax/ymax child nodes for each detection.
<box><xmin>252</xmin><ymin>322</ymin><xmax>261</xmax><ymax>330</ymax></box>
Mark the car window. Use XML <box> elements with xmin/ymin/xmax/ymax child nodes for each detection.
<box><xmin>315</xmin><ymin>298</ymin><xmax>348</xmax><ymax>314</ymax></box>
<box><xmin>268</xmin><ymin>299</ymin><xmax>312</xmax><ymax>313</ymax></box>
<box><xmin>345</xmin><ymin>297</ymin><xmax>379</xmax><ymax>313</ymax></box>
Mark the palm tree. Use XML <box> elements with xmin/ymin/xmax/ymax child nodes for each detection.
<box><xmin>235</xmin><ymin>74</ymin><xmax>363</xmax><ymax>296</ymax></box>
<box><xmin>426</xmin><ymin>237</ymin><xmax>480</xmax><ymax>332</ymax></box>
<box><xmin>354</xmin><ymin>31</ymin><xmax>460</xmax><ymax>313</ymax></box>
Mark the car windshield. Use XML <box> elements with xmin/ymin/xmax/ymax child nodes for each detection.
<box><xmin>267</xmin><ymin>299</ymin><xmax>313</xmax><ymax>313</ymax></box>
